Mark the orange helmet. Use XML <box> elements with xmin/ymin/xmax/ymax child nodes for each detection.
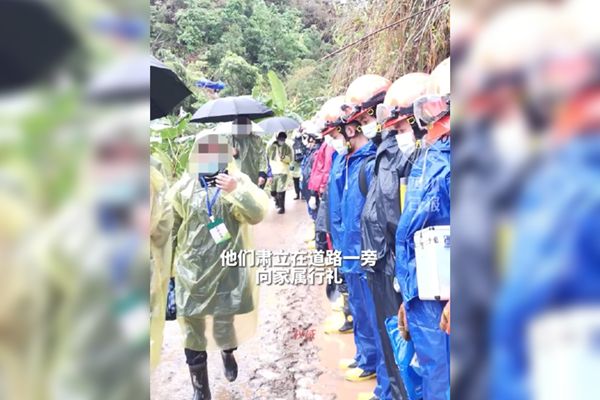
<box><xmin>377</xmin><ymin>72</ymin><xmax>430</xmax><ymax>129</ymax></box>
<box><xmin>318</xmin><ymin>96</ymin><xmax>346</xmax><ymax>136</ymax></box>
<box><xmin>343</xmin><ymin>74</ymin><xmax>391</xmax><ymax>123</ymax></box>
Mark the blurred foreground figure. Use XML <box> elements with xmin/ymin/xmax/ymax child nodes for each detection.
<box><xmin>168</xmin><ymin>133</ymin><xmax>268</xmax><ymax>400</ymax></box>
<box><xmin>452</xmin><ymin>3</ymin><xmax>560</xmax><ymax>399</ymax></box>
<box><xmin>490</xmin><ymin>2</ymin><xmax>600</xmax><ymax>399</ymax></box>
<box><xmin>150</xmin><ymin>160</ymin><xmax>174</xmax><ymax>370</ymax></box>
<box><xmin>0</xmin><ymin>170</ymin><xmax>42</xmax><ymax>400</ymax></box>
<box><xmin>33</xmin><ymin>105</ymin><xmax>150</xmax><ymax>400</ymax></box>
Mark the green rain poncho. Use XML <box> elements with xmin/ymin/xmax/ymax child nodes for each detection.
<box><xmin>230</xmin><ymin>133</ymin><xmax>268</xmax><ymax>185</ymax></box>
<box><xmin>267</xmin><ymin>141</ymin><xmax>293</xmax><ymax>193</ymax></box>
<box><xmin>169</xmin><ymin>133</ymin><xmax>268</xmax><ymax>351</ymax></box>
<box><xmin>150</xmin><ymin>165</ymin><xmax>173</xmax><ymax>370</ymax></box>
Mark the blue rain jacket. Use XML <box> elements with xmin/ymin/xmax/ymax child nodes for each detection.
<box><xmin>395</xmin><ymin>136</ymin><xmax>451</xmax><ymax>400</ymax></box>
<box><xmin>336</xmin><ymin>141</ymin><xmax>376</xmax><ymax>274</ymax></box>
<box><xmin>327</xmin><ymin>151</ymin><xmax>345</xmax><ymax>250</ymax></box>
<box><xmin>395</xmin><ymin>137</ymin><xmax>451</xmax><ymax>302</ymax></box>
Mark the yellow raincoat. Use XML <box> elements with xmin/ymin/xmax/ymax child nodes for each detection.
<box><xmin>150</xmin><ymin>165</ymin><xmax>173</xmax><ymax>369</ymax></box>
<box><xmin>230</xmin><ymin>134</ymin><xmax>268</xmax><ymax>185</ymax></box>
<box><xmin>267</xmin><ymin>141</ymin><xmax>292</xmax><ymax>192</ymax></box>
<box><xmin>169</xmin><ymin>135</ymin><xmax>268</xmax><ymax>351</ymax></box>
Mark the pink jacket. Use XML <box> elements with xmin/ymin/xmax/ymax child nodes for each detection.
<box><xmin>308</xmin><ymin>143</ymin><xmax>335</xmax><ymax>194</ymax></box>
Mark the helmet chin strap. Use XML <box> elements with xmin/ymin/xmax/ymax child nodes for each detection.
<box><xmin>407</xmin><ymin>114</ymin><xmax>428</xmax><ymax>140</ymax></box>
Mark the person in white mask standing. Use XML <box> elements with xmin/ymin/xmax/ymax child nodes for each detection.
<box><xmin>341</xmin><ymin>74</ymin><xmax>401</xmax><ymax>400</ymax></box>
<box><xmin>323</xmin><ymin>92</ymin><xmax>381</xmax><ymax>398</ymax></box>
<box><xmin>391</xmin><ymin>65</ymin><xmax>451</xmax><ymax>400</ymax></box>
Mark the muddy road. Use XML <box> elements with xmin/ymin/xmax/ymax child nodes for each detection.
<box><xmin>151</xmin><ymin>190</ymin><xmax>375</xmax><ymax>400</ymax></box>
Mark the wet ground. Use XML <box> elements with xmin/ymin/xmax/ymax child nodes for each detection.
<box><xmin>151</xmin><ymin>190</ymin><xmax>375</xmax><ymax>400</ymax></box>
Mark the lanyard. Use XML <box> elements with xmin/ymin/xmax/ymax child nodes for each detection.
<box><xmin>199</xmin><ymin>176</ymin><xmax>221</xmax><ymax>219</ymax></box>
<box><xmin>111</xmin><ymin>233</ymin><xmax>139</xmax><ymax>287</ymax></box>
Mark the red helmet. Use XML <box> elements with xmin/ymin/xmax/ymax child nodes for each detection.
<box><xmin>318</xmin><ymin>96</ymin><xmax>346</xmax><ymax>136</ymax></box>
<box><xmin>343</xmin><ymin>74</ymin><xmax>391</xmax><ymax>123</ymax></box>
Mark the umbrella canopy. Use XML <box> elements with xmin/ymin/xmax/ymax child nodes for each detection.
<box><xmin>191</xmin><ymin>95</ymin><xmax>274</xmax><ymax>123</ymax></box>
<box><xmin>151</xmin><ymin>56</ymin><xmax>193</xmax><ymax>120</ymax></box>
<box><xmin>258</xmin><ymin>116</ymin><xmax>301</xmax><ymax>134</ymax></box>
<box><xmin>87</xmin><ymin>55</ymin><xmax>149</xmax><ymax>102</ymax></box>
<box><xmin>0</xmin><ymin>1</ymin><xmax>76</xmax><ymax>91</ymax></box>
<box><xmin>213</xmin><ymin>121</ymin><xmax>265</xmax><ymax>136</ymax></box>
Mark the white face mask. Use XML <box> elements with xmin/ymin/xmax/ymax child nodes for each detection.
<box><xmin>232</xmin><ymin>123</ymin><xmax>252</xmax><ymax>135</ymax></box>
<box><xmin>362</xmin><ymin>121</ymin><xmax>379</xmax><ymax>139</ymax></box>
<box><xmin>94</xmin><ymin>168</ymin><xmax>147</xmax><ymax>207</ymax></box>
<box><xmin>396</xmin><ymin>130</ymin><xmax>416</xmax><ymax>155</ymax></box>
<box><xmin>331</xmin><ymin>136</ymin><xmax>348</xmax><ymax>156</ymax></box>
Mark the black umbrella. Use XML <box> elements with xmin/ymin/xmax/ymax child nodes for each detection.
<box><xmin>258</xmin><ymin>116</ymin><xmax>301</xmax><ymax>134</ymax></box>
<box><xmin>151</xmin><ymin>56</ymin><xmax>193</xmax><ymax>120</ymax></box>
<box><xmin>0</xmin><ymin>1</ymin><xmax>76</xmax><ymax>91</ymax></box>
<box><xmin>191</xmin><ymin>95</ymin><xmax>274</xmax><ymax>123</ymax></box>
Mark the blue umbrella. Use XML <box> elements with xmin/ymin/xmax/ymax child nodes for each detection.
<box><xmin>196</xmin><ymin>79</ymin><xmax>226</xmax><ymax>92</ymax></box>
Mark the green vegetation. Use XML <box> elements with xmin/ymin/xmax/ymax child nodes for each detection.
<box><xmin>150</xmin><ymin>0</ymin><xmax>449</xmax><ymax>181</ymax></box>
<box><xmin>151</xmin><ymin>0</ymin><xmax>334</xmax><ymax>116</ymax></box>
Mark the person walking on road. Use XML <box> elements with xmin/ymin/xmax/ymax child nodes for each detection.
<box><xmin>267</xmin><ymin>131</ymin><xmax>293</xmax><ymax>214</ymax></box>
<box><xmin>169</xmin><ymin>133</ymin><xmax>268</xmax><ymax>400</ymax></box>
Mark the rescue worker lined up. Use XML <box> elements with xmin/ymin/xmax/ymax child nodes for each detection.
<box><xmin>306</xmin><ymin>60</ymin><xmax>451</xmax><ymax>400</ymax></box>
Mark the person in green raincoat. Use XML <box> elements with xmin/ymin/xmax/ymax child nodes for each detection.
<box><xmin>289</xmin><ymin>130</ymin><xmax>305</xmax><ymax>200</ymax></box>
<box><xmin>168</xmin><ymin>133</ymin><xmax>268</xmax><ymax>400</ymax></box>
<box><xmin>229</xmin><ymin>117</ymin><xmax>268</xmax><ymax>188</ymax></box>
<box><xmin>267</xmin><ymin>131</ymin><xmax>293</xmax><ymax>214</ymax></box>
<box><xmin>150</xmin><ymin>160</ymin><xmax>173</xmax><ymax>370</ymax></box>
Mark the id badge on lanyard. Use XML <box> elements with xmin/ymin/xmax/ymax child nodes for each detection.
<box><xmin>201</xmin><ymin>176</ymin><xmax>231</xmax><ymax>245</ymax></box>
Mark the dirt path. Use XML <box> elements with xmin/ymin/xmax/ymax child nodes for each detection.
<box><xmin>151</xmin><ymin>190</ymin><xmax>375</xmax><ymax>400</ymax></box>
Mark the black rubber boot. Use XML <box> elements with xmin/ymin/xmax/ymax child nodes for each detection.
<box><xmin>338</xmin><ymin>316</ymin><xmax>354</xmax><ymax>333</ymax></box>
<box><xmin>293</xmin><ymin>177</ymin><xmax>301</xmax><ymax>200</ymax></box>
<box><xmin>277</xmin><ymin>192</ymin><xmax>285</xmax><ymax>214</ymax></box>
<box><xmin>338</xmin><ymin>293</ymin><xmax>354</xmax><ymax>333</ymax></box>
<box><xmin>221</xmin><ymin>349</ymin><xmax>238</xmax><ymax>382</ymax></box>
<box><xmin>185</xmin><ymin>349</ymin><xmax>211</xmax><ymax>400</ymax></box>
